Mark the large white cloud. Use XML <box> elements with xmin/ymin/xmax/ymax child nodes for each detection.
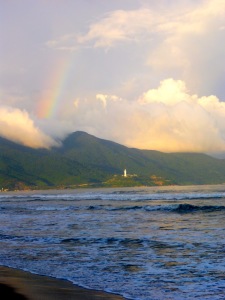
<box><xmin>77</xmin><ymin>8</ymin><xmax>157</xmax><ymax>48</ymax></box>
<box><xmin>71</xmin><ymin>79</ymin><xmax>225</xmax><ymax>153</ymax></box>
<box><xmin>147</xmin><ymin>0</ymin><xmax>225</xmax><ymax>89</ymax></box>
<box><xmin>46</xmin><ymin>0</ymin><xmax>225</xmax><ymax>98</ymax></box>
<box><xmin>2</xmin><ymin>79</ymin><xmax>225</xmax><ymax>154</ymax></box>
<box><xmin>1</xmin><ymin>1</ymin><xmax>225</xmax><ymax>155</ymax></box>
<box><xmin>0</xmin><ymin>107</ymin><xmax>58</xmax><ymax>148</ymax></box>
<box><xmin>54</xmin><ymin>0</ymin><xmax>224</xmax><ymax>95</ymax></box>
<box><xmin>73</xmin><ymin>0</ymin><xmax>225</xmax><ymax>48</ymax></box>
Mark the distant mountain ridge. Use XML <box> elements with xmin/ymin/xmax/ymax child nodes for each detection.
<box><xmin>1</xmin><ymin>131</ymin><xmax>225</xmax><ymax>190</ymax></box>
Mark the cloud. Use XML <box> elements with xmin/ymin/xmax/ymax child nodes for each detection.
<box><xmin>46</xmin><ymin>8</ymin><xmax>156</xmax><ymax>50</ymax></box>
<box><xmin>71</xmin><ymin>78</ymin><xmax>225</xmax><ymax>154</ymax></box>
<box><xmin>46</xmin><ymin>34</ymin><xmax>78</xmax><ymax>52</ymax></box>
<box><xmin>2</xmin><ymin>1</ymin><xmax>225</xmax><ymax>155</ymax></box>
<box><xmin>147</xmin><ymin>0</ymin><xmax>225</xmax><ymax>92</ymax></box>
<box><xmin>138</xmin><ymin>79</ymin><xmax>196</xmax><ymax>105</ymax></box>
<box><xmin>47</xmin><ymin>1</ymin><xmax>225</xmax><ymax>96</ymax></box>
<box><xmin>74</xmin><ymin>1</ymin><xmax>225</xmax><ymax>49</ymax></box>
<box><xmin>77</xmin><ymin>8</ymin><xmax>156</xmax><ymax>48</ymax></box>
<box><xmin>2</xmin><ymin>78</ymin><xmax>225</xmax><ymax>154</ymax></box>
<box><xmin>133</xmin><ymin>79</ymin><xmax>225</xmax><ymax>152</ymax></box>
<box><xmin>0</xmin><ymin>106</ymin><xmax>58</xmax><ymax>148</ymax></box>
<box><xmin>96</xmin><ymin>94</ymin><xmax>120</xmax><ymax>108</ymax></box>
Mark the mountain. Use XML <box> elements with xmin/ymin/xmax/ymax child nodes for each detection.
<box><xmin>1</xmin><ymin>131</ymin><xmax>225</xmax><ymax>190</ymax></box>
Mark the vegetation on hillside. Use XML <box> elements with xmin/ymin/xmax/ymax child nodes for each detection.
<box><xmin>1</xmin><ymin>132</ymin><xmax>225</xmax><ymax>190</ymax></box>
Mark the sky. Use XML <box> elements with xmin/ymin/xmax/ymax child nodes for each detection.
<box><xmin>1</xmin><ymin>0</ymin><xmax>225</xmax><ymax>154</ymax></box>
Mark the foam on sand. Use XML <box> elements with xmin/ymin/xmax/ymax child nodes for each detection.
<box><xmin>0</xmin><ymin>266</ymin><xmax>125</xmax><ymax>300</ymax></box>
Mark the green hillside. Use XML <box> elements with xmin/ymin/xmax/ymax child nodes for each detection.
<box><xmin>0</xmin><ymin>135</ymin><xmax>107</xmax><ymax>189</ymax></box>
<box><xmin>1</xmin><ymin>131</ymin><xmax>225</xmax><ymax>190</ymax></box>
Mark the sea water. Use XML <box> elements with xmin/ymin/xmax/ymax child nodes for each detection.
<box><xmin>0</xmin><ymin>185</ymin><xmax>225</xmax><ymax>299</ymax></box>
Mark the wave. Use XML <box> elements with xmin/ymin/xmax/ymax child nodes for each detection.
<box><xmin>1</xmin><ymin>191</ymin><xmax>225</xmax><ymax>202</ymax></box>
<box><xmin>87</xmin><ymin>203</ymin><xmax>225</xmax><ymax>214</ymax></box>
<box><xmin>0</xmin><ymin>233</ymin><xmax>58</xmax><ymax>244</ymax></box>
<box><xmin>1</xmin><ymin>203</ymin><xmax>224</xmax><ymax>214</ymax></box>
<box><xmin>146</xmin><ymin>203</ymin><xmax>225</xmax><ymax>213</ymax></box>
<box><xmin>60</xmin><ymin>237</ymin><xmax>183</xmax><ymax>251</ymax></box>
<box><xmin>170</xmin><ymin>203</ymin><xmax>225</xmax><ymax>213</ymax></box>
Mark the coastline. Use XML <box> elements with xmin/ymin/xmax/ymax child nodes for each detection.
<box><xmin>0</xmin><ymin>266</ymin><xmax>126</xmax><ymax>300</ymax></box>
<box><xmin>2</xmin><ymin>183</ymin><xmax>225</xmax><ymax>196</ymax></box>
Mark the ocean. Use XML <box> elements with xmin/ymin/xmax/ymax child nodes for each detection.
<box><xmin>0</xmin><ymin>185</ymin><xmax>225</xmax><ymax>299</ymax></box>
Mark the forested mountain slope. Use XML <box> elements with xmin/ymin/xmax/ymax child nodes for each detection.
<box><xmin>1</xmin><ymin>131</ymin><xmax>225</xmax><ymax>189</ymax></box>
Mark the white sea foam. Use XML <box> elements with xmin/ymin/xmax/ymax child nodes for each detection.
<box><xmin>0</xmin><ymin>185</ymin><xmax>225</xmax><ymax>299</ymax></box>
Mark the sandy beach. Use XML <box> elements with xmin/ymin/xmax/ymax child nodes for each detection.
<box><xmin>0</xmin><ymin>266</ymin><xmax>126</xmax><ymax>300</ymax></box>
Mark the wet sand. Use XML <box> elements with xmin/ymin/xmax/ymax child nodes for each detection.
<box><xmin>0</xmin><ymin>266</ymin><xmax>126</xmax><ymax>300</ymax></box>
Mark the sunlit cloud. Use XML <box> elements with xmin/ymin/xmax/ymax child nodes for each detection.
<box><xmin>138</xmin><ymin>79</ymin><xmax>196</xmax><ymax>106</ymax></box>
<box><xmin>0</xmin><ymin>106</ymin><xmax>58</xmax><ymax>148</ymax></box>
<box><xmin>1</xmin><ymin>1</ymin><xmax>225</xmax><ymax>155</ymax></box>
<box><xmin>46</xmin><ymin>8</ymin><xmax>156</xmax><ymax>50</ymax></box>
<box><xmin>96</xmin><ymin>94</ymin><xmax>120</xmax><ymax>108</ymax></box>
<box><xmin>46</xmin><ymin>0</ymin><xmax>225</xmax><ymax>96</ymax></box>
<box><xmin>2</xmin><ymin>78</ymin><xmax>225</xmax><ymax>154</ymax></box>
<box><xmin>146</xmin><ymin>0</ymin><xmax>225</xmax><ymax>91</ymax></box>
<box><xmin>70</xmin><ymin>79</ymin><xmax>225</xmax><ymax>153</ymax></box>
<box><xmin>46</xmin><ymin>34</ymin><xmax>78</xmax><ymax>52</ymax></box>
<box><xmin>73</xmin><ymin>0</ymin><xmax>225</xmax><ymax>49</ymax></box>
<box><xmin>77</xmin><ymin>8</ymin><xmax>157</xmax><ymax>48</ymax></box>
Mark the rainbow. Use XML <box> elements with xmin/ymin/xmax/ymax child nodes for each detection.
<box><xmin>36</xmin><ymin>58</ymin><xmax>72</xmax><ymax>119</ymax></box>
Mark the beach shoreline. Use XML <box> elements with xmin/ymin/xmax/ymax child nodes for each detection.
<box><xmin>0</xmin><ymin>266</ymin><xmax>126</xmax><ymax>300</ymax></box>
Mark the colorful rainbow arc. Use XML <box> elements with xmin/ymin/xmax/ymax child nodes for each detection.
<box><xmin>36</xmin><ymin>58</ymin><xmax>72</xmax><ymax>119</ymax></box>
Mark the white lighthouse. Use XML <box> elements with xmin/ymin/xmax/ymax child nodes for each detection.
<box><xmin>124</xmin><ymin>169</ymin><xmax>127</xmax><ymax>177</ymax></box>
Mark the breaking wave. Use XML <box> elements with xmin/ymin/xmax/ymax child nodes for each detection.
<box><xmin>170</xmin><ymin>203</ymin><xmax>225</xmax><ymax>213</ymax></box>
<box><xmin>87</xmin><ymin>203</ymin><xmax>225</xmax><ymax>213</ymax></box>
<box><xmin>1</xmin><ymin>191</ymin><xmax>225</xmax><ymax>202</ymax></box>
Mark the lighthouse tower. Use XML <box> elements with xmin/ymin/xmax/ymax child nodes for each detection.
<box><xmin>124</xmin><ymin>169</ymin><xmax>127</xmax><ymax>177</ymax></box>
